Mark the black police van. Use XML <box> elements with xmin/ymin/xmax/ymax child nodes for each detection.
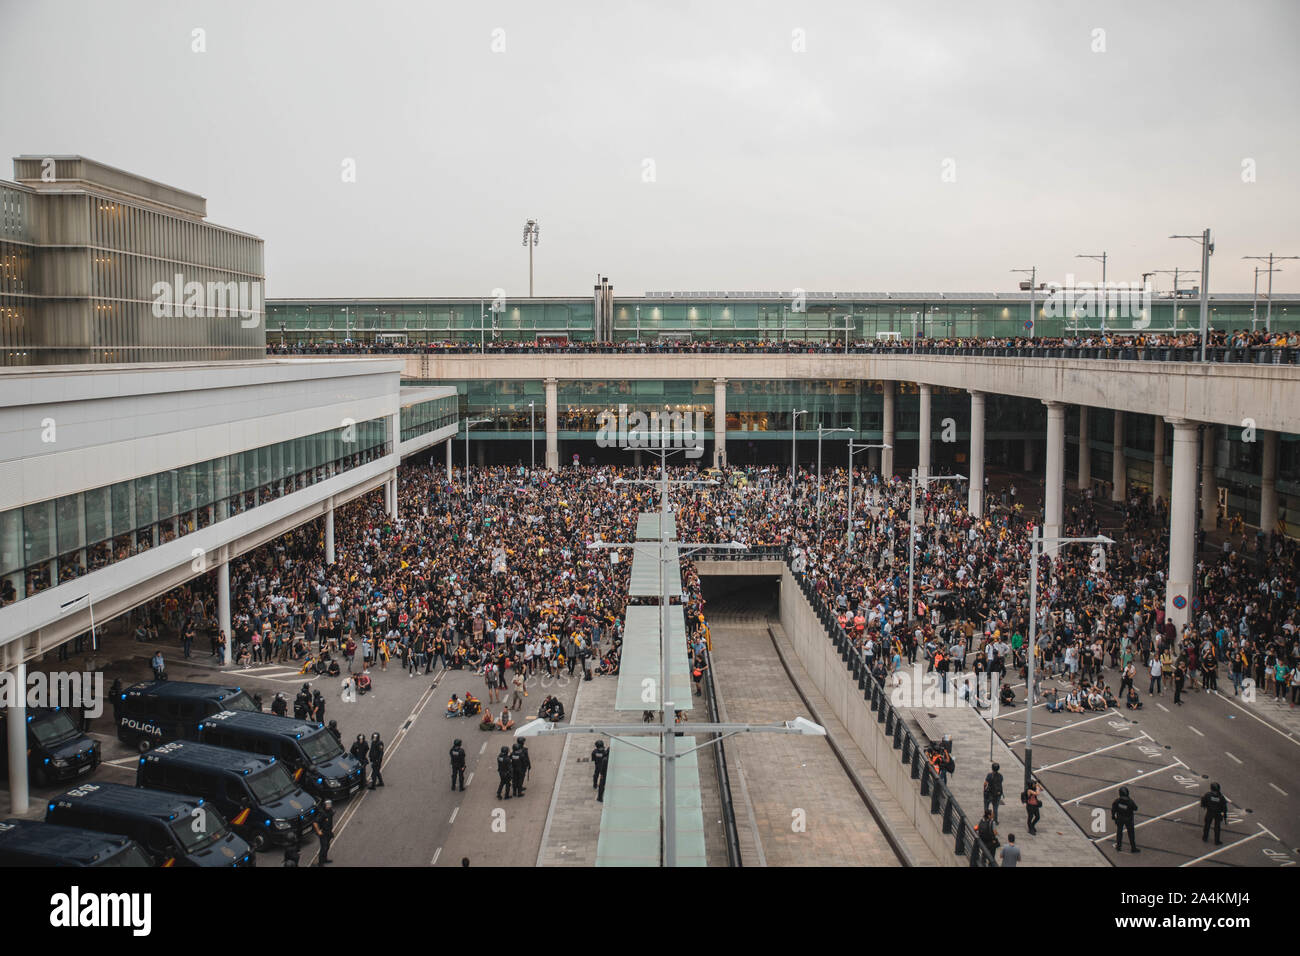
<box><xmin>46</xmin><ymin>782</ymin><xmax>254</xmax><ymax>867</ymax></box>
<box><xmin>114</xmin><ymin>680</ymin><xmax>256</xmax><ymax>752</ymax></box>
<box><xmin>0</xmin><ymin>707</ymin><xmax>99</xmax><ymax>785</ymax></box>
<box><xmin>198</xmin><ymin>711</ymin><xmax>365</xmax><ymax>800</ymax></box>
<box><xmin>0</xmin><ymin>818</ymin><xmax>153</xmax><ymax>867</ymax></box>
<box><xmin>137</xmin><ymin>741</ymin><xmax>318</xmax><ymax>849</ymax></box>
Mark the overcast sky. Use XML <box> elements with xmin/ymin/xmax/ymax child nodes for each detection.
<box><xmin>2</xmin><ymin>0</ymin><xmax>1297</xmax><ymax>297</ymax></box>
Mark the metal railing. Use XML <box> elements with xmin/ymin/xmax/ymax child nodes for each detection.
<box><xmin>786</xmin><ymin>557</ymin><xmax>997</xmax><ymax>867</ymax></box>
<box><xmin>701</xmin><ymin>645</ymin><xmax>743</xmax><ymax>867</ymax></box>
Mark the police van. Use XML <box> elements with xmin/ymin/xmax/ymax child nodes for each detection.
<box><xmin>0</xmin><ymin>707</ymin><xmax>99</xmax><ymax>785</ymax></box>
<box><xmin>198</xmin><ymin>711</ymin><xmax>365</xmax><ymax>800</ymax></box>
<box><xmin>114</xmin><ymin>681</ymin><xmax>257</xmax><ymax>752</ymax></box>
<box><xmin>136</xmin><ymin>741</ymin><xmax>318</xmax><ymax>849</ymax></box>
<box><xmin>45</xmin><ymin>782</ymin><xmax>255</xmax><ymax>867</ymax></box>
<box><xmin>0</xmin><ymin>818</ymin><xmax>153</xmax><ymax>867</ymax></box>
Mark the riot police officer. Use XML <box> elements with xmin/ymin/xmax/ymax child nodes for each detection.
<box><xmin>518</xmin><ymin>739</ymin><xmax>532</xmax><ymax>784</ymax></box>
<box><xmin>496</xmin><ymin>746</ymin><xmax>513</xmax><ymax>799</ymax></box>
<box><xmin>327</xmin><ymin>719</ymin><xmax>341</xmax><ymax>744</ymax></box>
<box><xmin>1201</xmin><ymin>782</ymin><xmax>1229</xmax><ymax>845</ymax></box>
<box><xmin>510</xmin><ymin>742</ymin><xmax>526</xmax><ymax>797</ymax></box>
<box><xmin>294</xmin><ymin>683</ymin><xmax>311</xmax><ymax>720</ymax></box>
<box><xmin>312</xmin><ymin>799</ymin><xmax>334</xmax><ymax>865</ymax></box>
<box><xmin>271</xmin><ymin>693</ymin><xmax>288</xmax><ymax>717</ymax></box>
<box><xmin>1111</xmin><ymin>786</ymin><xmax>1140</xmax><ymax>853</ymax></box>
<box><xmin>449</xmin><ymin>738</ymin><xmax>466</xmax><ymax>791</ymax></box>
<box><xmin>592</xmin><ymin>740</ymin><xmax>609</xmax><ymax>802</ymax></box>
<box><xmin>368</xmin><ymin>732</ymin><xmax>385</xmax><ymax>789</ymax></box>
<box><xmin>350</xmin><ymin>733</ymin><xmax>370</xmax><ymax>779</ymax></box>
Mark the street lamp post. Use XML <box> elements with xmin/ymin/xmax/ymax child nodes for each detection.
<box><xmin>1023</xmin><ymin>527</ymin><xmax>1114</xmax><ymax>790</ymax></box>
<box><xmin>816</xmin><ymin>424</ymin><xmax>853</xmax><ymax>532</ymax></box>
<box><xmin>1012</xmin><ymin>267</ymin><xmax>1042</xmax><ymax>338</ymax></box>
<box><xmin>1147</xmin><ymin>269</ymin><xmax>1199</xmax><ymax>333</ymax></box>
<box><xmin>1075</xmin><ymin>252</ymin><xmax>1107</xmax><ymax>335</ymax></box>
<box><xmin>907</xmin><ymin>469</ymin><xmax>965</xmax><ymax>624</ymax></box>
<box><xmin>790</xmin><ymin>408</ymin><xmax>807</xmax><ymax>484</ymax></box>
<box><xmin>463</xmin><ymin>418</ymin><xmax>490</xmax><ymax>496</ymax></box>
<box><xmin>1243</xmin><ymin>253</ymin><xmax>1297</xmax><ymax>333</ymax></box>
<box><xmin>528</xmin><ymin>402</ymin><xmax>535</xmax><ymax>470</ymax></box>
<box><xmin>522</xmin><ymin>219</ymin><xmax>540</xmax><ymax>297</ymax></box>
<box><xmin>846</xmin><ymin>440</ymin><xmax>890</xmax><ymax>551</ymax></box>
<box><xmin>1170</xmin><ymin>230</ymin><xmax>1214</xmax><ymax>360</ymax></box>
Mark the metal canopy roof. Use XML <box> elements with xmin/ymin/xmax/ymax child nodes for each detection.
<box><xmin>595</xmin><ymin>738</ymin><xmax>706</xmax><ymax>867</ymax></box>
<box><xmin>615</xmin><ymin>605</ymin><xmax>693</xmax><ymax>713</ymax></box>
<box><xmin>636</xmin><ymin>511</ymin><xmax>676</xmax><ymax>540</ymax></box>
<box><xmin>629</xmin><ymin>540</ymin><xmax>681</xmax><ymax>597</ymax></box>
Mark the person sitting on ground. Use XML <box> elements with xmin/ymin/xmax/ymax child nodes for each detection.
<box><xmin>496</xmin><ymin>706</ymin><xmax>515</xmax><ymax>731</ymax></box>
<box><xmin>1126</xmin><ymin>686</ymin><xmax>1143</xmax><ymax>710</ymax></box>
<box><xmin>445</xmin><ymin>694</ymin><xmax>462</xmax><ymax>718</ymax></box>
<box><xmin>462</xmin><ymin>692</ymin><xmax>481</xmax><ymax>717</ymax></box>
<box><xmin>479</xmin><ymin>706</ymin><xmax>495</xmax><ymax>732</ymax></box>
<box><xmin>1102</xmin><ymin>685</ymin><xmax>1118</xmax><ymax>709</ymax></box>
<box><xmin>1065</xmin><ymin>686</ymin><xmax>1085</xmax><ymax>713</ymax></box>
<box><xmin>998</xmin><ymin>682</ymin><xmax>1015</xmax><ymax>707</ymax></box>
<box><xmin>326</xmin><ymin>656</ymin><xmax>340</xmax><ymax>677</ymax></box>
<box><xmin>539</xmin><ymin>695</ymin><xmax>565</xmax><ymax>722</ymax></box>
<box><xmin>356</xmin><ymin>670</ymin><xmax>372</xmax><ymax>696</ymax></box>
<box><xmin>1087</xmin><ymin>686</ymin><xmax>1107</xmax><ymax>711</ymax></box>
<box><xmin>1045</xmin><ymin>688</ymin><xmax>1064</xmax><ymax>713</ymax></box>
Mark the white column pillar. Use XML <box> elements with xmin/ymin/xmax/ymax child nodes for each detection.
<box><xmin>387</xmin><ymin>474</ymin><xmax>398</xmax><ymax>519</ymax></box>
<box><xmin>968</xmin><ymin>390</ymin><xmax>985</xmax><ymax>518</ymax></box>
<box><xmin>1076</xmin><ymin>406</ymin><xmax>1091</xmax><ymax>491</ymax></box>
<box><xmin>1260</xmin><ymin>429</ymin><xmax>1279</xmax><ymax>537</ymax></box>
<box><xmin>544</xmin><ymin>377</ymin><xmax>559</xmax><ymax>472</ymax></box>
<box><xmin>1200</xmin><ymin>425</ymin><xmax>1218</xmax><ymax>532</ymax></box>
<box><xmin>6</xmin><ymin>662</ymin><xmax>28</xmax><ymax>813</ymax></box>
<box><xmin>1152</xmin><ymin>417</ymin><xmax>1168</xmax><ymax>508</ymax></box>
<box><xmin>1167</xmin><ymin>419</ymin><xmax>1199</xmax><ymax>630</ymax></box>
<box><xmin>1044</xmin><ymin>401</ymin><xmax>1066</xmax><ymax>543</ymax></box>
<box><xmin>325</xmin><ymin>502</ymin><xmax>335</xmax><ymax>565</ymax></box>
<box><xmin>881</xmin><ymin>382</ymin><xmax>895</xmax><ymax>479</ymax></box>
<box><xmin>217</xmin><ymin>559</ymin><xmax>231</xmax><ymax>666</ymax></box>
<box><xmin>713</xmin><ymin>377</ymin><xmax>727</xmax><ymax>467</ymax></box>
<box><xmin>1111</xmin><ymin>410</ymin><xmax>1127</xmax><ymax>502</ymax></box>
<box><xmin>918</xmin><ymin>384</ymin><xmax>931</xmax><ymax>480</ymax></box>
<box><xmin>445</xmin><ymin>437</ymin><xmax>452</xmax><ymax>481</ymax></box>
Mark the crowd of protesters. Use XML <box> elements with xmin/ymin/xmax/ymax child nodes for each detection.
<box><xmin>267</xmin><ymin>326</ymin><xmax>1300</xmax><ymax>359</ymax></box>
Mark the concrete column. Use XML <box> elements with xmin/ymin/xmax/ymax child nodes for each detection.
<box><xmin>1076</xmin><ymin>406</ymin><xmax>1091</xmax><ymax>490</ymax></box>
<box><xmin>544</xmin><ymin>377</ymin><xmax>559</xmax><ymax>472</ymax></box>
<box><xmin>445</xmin><ymin>438</ymin><xmax>452</xmax><ymax>481</ymax></box>
<box><xmin>1260</xmin><ymin>430</ymin><xmax>1279</xmax><ymax>536</ymax></box>
<box><xmin>325</xmin><ymin>502</ymin><xmax>335</xmax><ymax>565</ymax></box>
<box><xmin>6</xmin><ymin>662</ymin><xmax>29</xmax><ymax>813</ymax></box>
<box><xmin>917</xmin><ymin>384</ymin><xmax>931</xmax><ymax>480</ymax></box>
<box><xmin>1152</xmin><ymin>417</ymin><xmax>1168</xmax><ymax>507</ymax></box>
<box><xmin>1200</xmin><ymin>426</ymin><xmax>1218</xmax><ymax>532</ymax></box>
<box><xmin>217</xmin><ymin>559</ymin><xmax>231</xmax><ymax>666</ymax></box>
<box><xmin>1023</xmin><ymin>437</ymin><xmax>1035</xmax><ymax>473</ymax></box>
<box><xmin>391</xmin><ymin>410</ymin><xmax>401</xmax><ymax>458</ymax></box>
<box><xmin>881</xmin><ymin>382</ymin><xmax>895</xmax><ymax>479</ymax></box>
<box><xmin>968</xmin><ymin>390</ymin><xmax>985</xmax><ymax>518</ymax></box>
<box><xmin>1044</xmin><ymin>401</ymin><xmax>1066</xmax><ymax>543</ymax></box>
<box><xmin>713</xmin><ymin>377</ymin><xmax>727</xmax><ymax>467</ymax></box>
<box><xmin>1111</xmin><ymin>410</ymin><xmax>1127</xmax><ymax>502</ymax></box>
<box><xmin>1167</xmin><ymin>420</ymin><xmax>1199</xmax><ymax>630</ymax></box>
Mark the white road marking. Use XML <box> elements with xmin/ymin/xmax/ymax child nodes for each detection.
<box><xmin>1007</xmin><ymin>710</ymin><xmax>1117</xmax><ymax>744</ymax></box>
<box><xmin>1188</xmin><ymin>725</ymin><xmax>1204</xmax><ymax>737</ymax></box>
<box><xmin>1269</xmin><ymin>782</ymin><xmax>1288</xmax><ymax>796</ymax></box>
<box><xmin>1212</xmin><ymin>691</ymin><xmax>1300</xmax><ymax>748</ymax></box>
<box><xmin>1224</xmin><ymin>751</ymin><xmax>1243</xmax><ymax>765</ymax></box>
<box><xmin>1155</xmin><ymin>702</ymin><xmax>1170</xmax><ymax>713</ymax></box>
<box><xmin>1065</xmin><ymin>761</ymin><xmax>1185</xmax><ymax>805</ymax></box>
<box><xmin>1090</xmin><ymin>800</ymin><xmax>1200</xmax><ymax>842</ymax></box>
<box><xmin>430</xmin><ymin>847</ymin><xmax>441</xmax><ymax>865</ymax></box>
<box><xmin>466</xmin><ymin>772</ymin><xmax>474</xmax><ymax>787</ymax></box>
<box><xmin>1035</xmin><ymin>733</ymin><xmax>1149</xmax><ymax>773</ymax></box>
<box><xmin>1181</xmin><ymin>825</ymin><xmax>1271</xmax><ymax>867</ymax></box>
<box><xmin>104</xmin><ymin>755</ymin><xmax>143</xmax><ymax>767</ymax></box>
<box><xmin>480</xmin><ymin>742</ymin><xmax>487</xmax><ymax>755</ymax></box>
<box><xmin>448</xmin><ymin>806</ymin><xmax>459</xmax><ymax>824</ymax></box>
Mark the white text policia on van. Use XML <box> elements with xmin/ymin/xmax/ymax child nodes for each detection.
<box><xmin>151</xmin><ymin>275</ymin><xmax>262</xmax><ymax>328</ymax></box>
<box><xmin>0</xmin><ymin>671</ymin><xmax>104</xmax><ymax>718</ymax></box>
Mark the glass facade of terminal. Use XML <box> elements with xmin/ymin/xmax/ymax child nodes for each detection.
<box><xmin>399</xmin><ymin>394</ymin><xmax>458</xmax><ymax>442</ymax></box>
<box><xmin>0</xmin><ymin>417</ymin><xmax>388</xmax><ymax>608</ymax></box>
<box><xmin>267</xmin><ymin>296</ymin><xmax>1297</xmax><ymax>346</ymax></box>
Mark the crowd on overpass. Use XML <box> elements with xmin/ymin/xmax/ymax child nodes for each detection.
<box><xmin>267</xmin><ymin>327</ymin><xmax>1300</xmax><ymax>360</ymax></box>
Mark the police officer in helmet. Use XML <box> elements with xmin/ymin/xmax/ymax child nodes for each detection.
<box><xmin>449</xmin><ymin>738</ymin><xmax>466</xmax><ymax>791</ymax></box>
<box><xmin>368</xmin><ymin>732</ymin><xmax>385</xmax><ymax>789</ymax></box>
<box><xmin>1111</xmin><ymin>786</ymin><xmax>1140</xmax><ymax>853</ymax></box>
<box><xmin>510</xmin><ymin>742</ymin><xmax>526</xmax><ymax>797</ymax></box>
<box><xmin>1201</xmin><ymin>782</ymin><xmax>1229</xmax><ymax>845</ymax></box>
<box><xmin>495</xmin><ymin>746</ymin><xmax>513</xmax><ymax>799</ymax></box>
